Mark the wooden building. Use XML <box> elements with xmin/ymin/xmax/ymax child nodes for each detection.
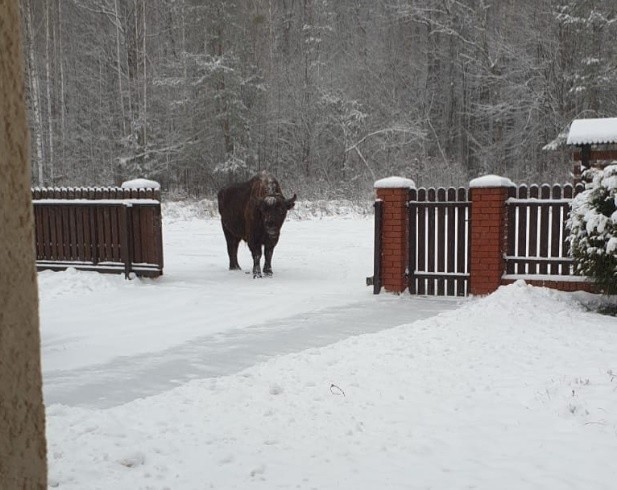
<box><xmin>567</xmin><ymin>117</ymin><xmax>617</xmax><ymax>182</ymax></box>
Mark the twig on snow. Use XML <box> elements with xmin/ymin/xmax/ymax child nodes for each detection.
<box><xmin>330</xmin><ymin>383</ymin><xmax>346</xmax><ymax>397</ymax></box>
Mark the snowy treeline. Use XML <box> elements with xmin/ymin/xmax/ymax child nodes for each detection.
<box><xmin>20</xmin><ymin>0</ymin><xmax>617</xmax><ymax>198</ymax></box>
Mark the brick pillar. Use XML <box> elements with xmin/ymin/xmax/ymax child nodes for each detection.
<box><xmin>469</xmin><ymin>175</ymin><xmax>514</xmax><ymax>296</ymax></box>
<box><xmin>374</xmin><ymin>177</ymin><xmax>415</xmax><ymax>293</ymax></box>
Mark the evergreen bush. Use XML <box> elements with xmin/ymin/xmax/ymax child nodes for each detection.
<box><xmin>568</xmin><ymin>165</ymin><xmax>617</xmax><ymax>294</ymax></box>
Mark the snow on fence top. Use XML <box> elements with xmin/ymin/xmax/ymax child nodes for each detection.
<box><xmin>31</xmin><ymin>187</ymin><xmax>160</xmax><ymax>201</ymax></box>
<box><xmin>469</xmin><ymin>175</ymin><xmax>515</xmax><ymax>188</ymax></box>
<box><xmin>373</xmin><ymin>176</ymin><xmax>416</xmax><ymax>189</ymax></box>
<box><xmin>32</xmin><ymin>198</ymin><xmax>160</xmax><ymax>206</ymax></box>
<box><xmin>121</xmin><ymin>178</ymin><xmax>161</xmax><ymax>190</ymax></box>
<box><xmin>567</xmin><ymin>117</ymin><xmax>617</xmax><ymax>145</ymax></box>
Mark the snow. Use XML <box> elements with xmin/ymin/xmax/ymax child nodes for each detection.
<box><xmin>567</xmin><ymin>117</ymin><xmax>617</xmax><ymax>145</ymax></box>
<box><xmin>502</xmin><ymin>273</ymin><xmax>592</xmax><ymax>282</ymax></box>
<box><xmin>33</xmin><ymin>199</ymin><xmax>159</xmax><ymax>205</ymax></box>
<box><xmin>40</xmin><ymin>208</ymin><xmax>617</xmax><ymax>489</ymax></box>
<box><xmin>542</xmin><ymin>129</ymin><xmax>569</xmax><ymax>151</ymax></box>
<box><xmin>373</xmin><ymin>176</ymin><xmax>416</xmax><ymax>189</ymax></box>
<box><xmin>121</xmin><ymin>178</ymin><xmax>161</xmax><ymax>190</ymax></box>
<box><xmin>469</xmin><ymin>174</ymin><xmax>516</xmax><ymax>188</ymax></box>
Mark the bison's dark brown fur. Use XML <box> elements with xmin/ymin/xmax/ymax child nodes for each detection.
<box><xmin>217</xmin><ymin>172</ymin><xmax>296</xmax><ymax>277</ymax></box>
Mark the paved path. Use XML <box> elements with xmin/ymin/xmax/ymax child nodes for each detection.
<box><xmin>43</xmin><ymin>297</ymin><xmax>459</xmax><ymax>408</ymax></box>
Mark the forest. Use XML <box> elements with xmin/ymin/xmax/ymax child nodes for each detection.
<box><xmin>20</xmin><ymin>0</ymin><xmax>617</xmax><ymax>199</ymax></box>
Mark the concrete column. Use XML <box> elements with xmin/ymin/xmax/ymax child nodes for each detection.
<box><xmin>374</xmin><ymin>177</ymin><xmax>415</xmax><ymax>293</ymax></box>
<box><xmin>469</xmin><ymin>175</ymin><xmax>515</xmax><ymax>296</ymax></box>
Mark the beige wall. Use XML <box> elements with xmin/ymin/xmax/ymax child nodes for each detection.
<box><xmin>0</xmin><ymin>0</ymin><xmax>48</xmax><ymax>488</ymax></box>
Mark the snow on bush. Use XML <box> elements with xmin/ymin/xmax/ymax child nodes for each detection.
<box><xmin>567</xmin><ymin>164</ymin><xmax>617</xmax><ymax>294</ymax></box>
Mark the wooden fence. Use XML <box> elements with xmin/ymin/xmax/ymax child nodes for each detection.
<box><xmin>372</xmin><ymin>179</ymin><xmax>594</xmax><ymax>296</ymax></box>
<box><xmin>32</xmin><ymin>187</ymin><xmax>163</xmax><ymax>277</ymax></box>
<box><xmin>33</xmin><ymin>186</ymin><xmax>160</xmax><ymax>200</ymax></box>
<box><xmin>407</xmin><ymin>187</ymin><xmax>470</xmax><ymax>296</ymax></box>
<box><xmin>505</xmin><ymin>183</ymin><xmax>584</xmax><ymax>278</ymax></box>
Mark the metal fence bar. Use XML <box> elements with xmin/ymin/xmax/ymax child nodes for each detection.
<box><xmin>373</xmin><ymin>200</ymin><xmax>383</xmax><ymax>294</ymax></box>
<box><xmin>456</xmin><ymin>187</ymin><xmax>468</xmax><ymax>296</ymax></box>
<box><xmin>367</xmin><ymin>200</ymin><xmax>384</xmax><ymax>294</ymax></box>
<box><xmin>407</xmin><ymin>189</ymin><xmax>417</xmax><ymax>294</ymax></box>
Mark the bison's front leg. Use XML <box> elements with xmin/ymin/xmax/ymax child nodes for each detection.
<box><xmin>263</xmin><ymin>244</ymin><xmax>275</xmax><ymax>276</ymax></box>
<box><xmin>249</xmin><ymin>242</ymin><xmax>263</xmax><ymax>278</ymax></box>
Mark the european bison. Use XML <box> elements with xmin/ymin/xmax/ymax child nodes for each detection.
<box><xmin>217</xmin><ymin>172</ymin><xmax>296</xmax><ymax>278</ymax></box>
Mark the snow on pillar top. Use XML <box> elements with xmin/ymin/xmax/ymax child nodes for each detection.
<box><xmin>469</xmin><ymin>175</ymin><xmax>515</xmax><ymax>188</ymax></box>
<box><xmin>121</xmin><ymin>178</ymin><xmax>161</xmax><ymax>190</ymax></box>
<box><xmin>373</xmin><ymin>176</ymin><xmax>416</xmax><ymax>189</ymax></box>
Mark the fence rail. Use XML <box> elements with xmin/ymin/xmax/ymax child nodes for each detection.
<box><xmin>407</xmin><ymin>187</ymin><xmax>470</xmax><ymax>296</ymax></box>
<box><xmin>32</xmin><ymin>187</ymin><xmax>163</xmax><ymax>277</ymax></box>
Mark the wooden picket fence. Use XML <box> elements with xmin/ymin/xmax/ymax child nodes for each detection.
<box><xmin>32</xmin><ymin>187</ymin><xmax>163</xmax><ymax>277</ymax></box>
<box><xmin>371</xmin><ymin>181</ymin><xmax>592</xmax><ymax>297</ymax></box>
<box><xmin>33</xmin><ymin>186</ymin><xmax>160</xmax><ymax>200</ymax></box>
<box><xmin>504</xmin><ymin>183</ymin><xmax>585</xmax><ymax>278</ymax></box>
<box><xmin>407</xmin><ymin>187</ymin><xmax>470</xmax><ymax>296</ymax></box>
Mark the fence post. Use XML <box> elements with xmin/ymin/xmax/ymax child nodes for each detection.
<box><xmin>373</xmin><ymin>177</ymin><xmax>416</xmax><ymax>294</ymax></box>
<box><xmin>371</xmin><ymin>200</ymin><xmax>384</xmax><ymax>294</ymax></box>
<box><xmin>120</xmin><ymin>204</ymin><xmax>134</xmax><ymax>279</ymax></box>
<box><xmin>469</xmin><ymin>175</ymin><xmax>515</xmax><ymax>296</ymax></box>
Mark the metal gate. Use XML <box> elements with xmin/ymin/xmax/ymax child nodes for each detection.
<box><xmin>407</xmin><ymin>187</ymin><xmax>470</xmax><ymax>296</ymax></box>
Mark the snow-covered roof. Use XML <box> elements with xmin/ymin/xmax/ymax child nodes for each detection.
<box><xmin>566</xmin><ymin>118</ymin><xmax>617</xmax><ymax>146</ymax></box>
<box><xmin>373</xmin><ymin>176</ymin><xmax>416</xmax><ymax>189</ymax></box>
<box><xmin>469</xmin><ymin>175</ymin><xmax>515</xmax><ymax>188</ymax></box>
<box><xmin>121</xmin><ymin>178</ymin><xmax>161</xmax><ymax>190</ymax></box>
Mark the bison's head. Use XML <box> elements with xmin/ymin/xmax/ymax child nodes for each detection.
<box><xmin>259</xmin><ymin>193</ymin><xmax>297</xmax><ymax>241</ymax></box>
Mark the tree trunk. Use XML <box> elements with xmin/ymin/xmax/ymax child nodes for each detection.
<box><xmin>142</xmin><ymin>0</ymin><xmax>147</xmax><ymax>149</ymax></box>
<box><xmin>45</xmin><ymin>0</ymin><xmax>55</xmax><ymax>183</ymax></box>
<box><xmin>58</xmin><ymin>0</ymin><xmax>66</xmax><ymax>179</ymax></box>
<box><xmin>0</xmin><ymin>0</ymin><xmax>47</xmax><ymax>488</ymax></box>
<box><xmin>115</xmin><ymin>0</ymin><xmax>127</xmax><ymax>137</ymax></box>
<box><xmin>22</xmin><ymin>0</ymin><xmax>45</xmax><ymax>186</ymax></box>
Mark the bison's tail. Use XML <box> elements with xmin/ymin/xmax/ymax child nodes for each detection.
<box><xmin>216</xmin><ymin>190</ymin><xmax>225</xmax><ymax>215</ymax></box>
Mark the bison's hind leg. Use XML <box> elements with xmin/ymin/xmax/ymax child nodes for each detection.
<box><xmin>222</xmin><ymin>226</ymin><xmax>242</xmax><ymax>270</ymax></box>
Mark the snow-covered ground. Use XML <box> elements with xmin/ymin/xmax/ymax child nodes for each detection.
<box><xmin>40</xmin><ymin>204</ymin><xmax>617</xmax><ymax>489</ymax></box>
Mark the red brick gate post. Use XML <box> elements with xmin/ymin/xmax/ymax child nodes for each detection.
<box><xmin>469</xmin><ymin>175</ymin><xmax>515</xmax><ymax>296</ymax></box>
<box><xmin>374</xmin><ymin>177</ymin><xmax>416</xmax><ymax>293</ymax></box>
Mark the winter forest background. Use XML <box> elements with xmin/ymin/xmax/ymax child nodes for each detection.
<box><xmin>20</xmin><ymin>0</ymin><xmax>617</xmax><ymax>199</ymax></box>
